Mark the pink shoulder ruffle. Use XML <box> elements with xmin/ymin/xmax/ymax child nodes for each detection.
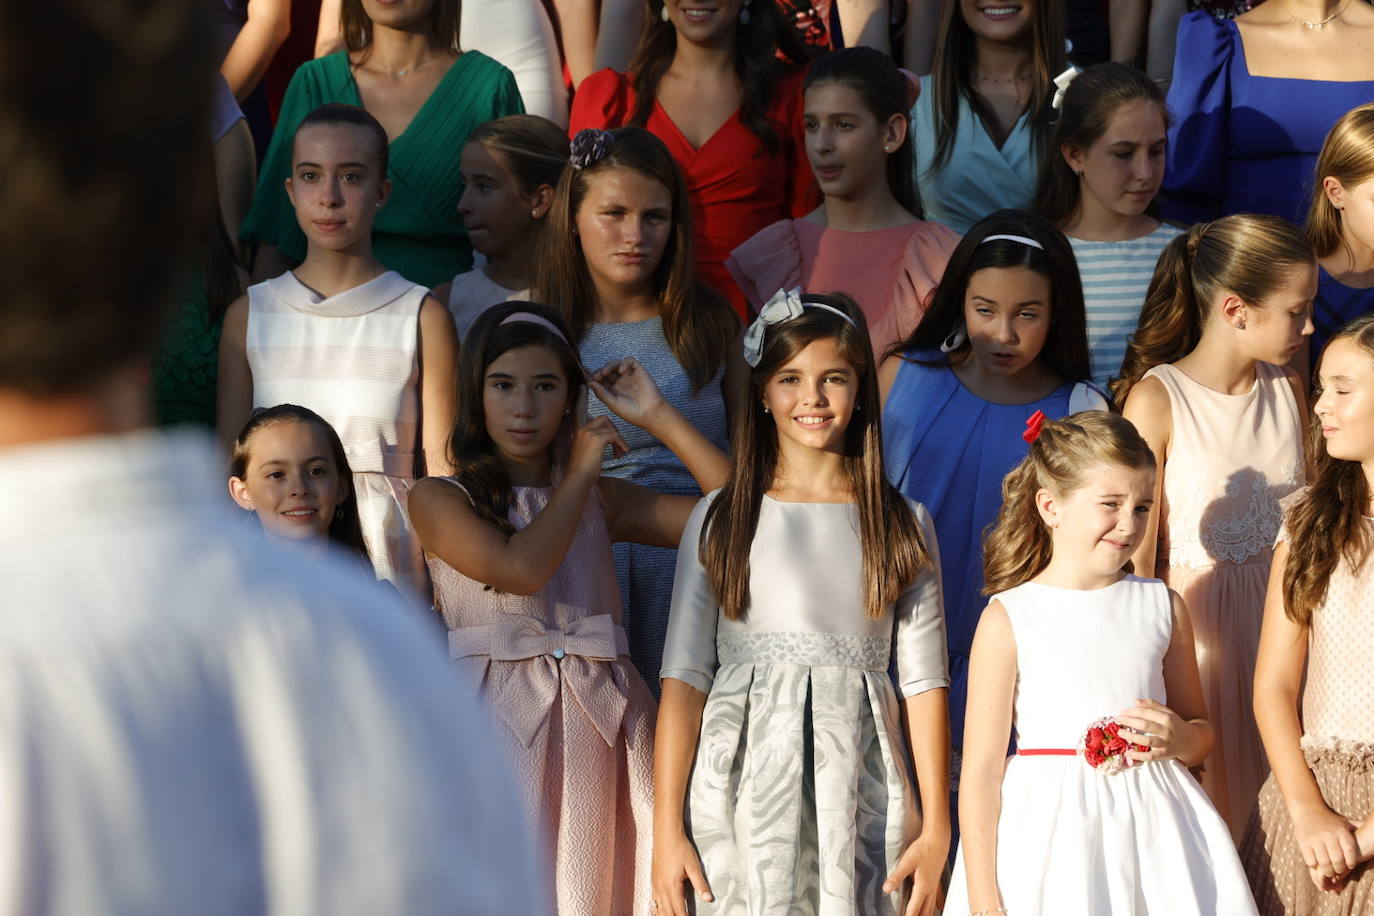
<box><xmin>724</xmin><ymin>219</ymin><xmax>804</xmax><ymax>312</ymax></box>
<box><xmin>873</xmin><ymin>221</ymin><xmax>962</xmax><ymax>352</ymax></box>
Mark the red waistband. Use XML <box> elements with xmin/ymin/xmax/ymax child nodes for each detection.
<box><xmin>1016</xmin><ymin>748</ymin><xmax>1076</xmax><ymax>756</ymax></box>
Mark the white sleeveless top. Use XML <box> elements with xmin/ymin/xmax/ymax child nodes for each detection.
<box><xmin>1148</xmin><ymin>361</ymin><xmax>1304</xmax><ymax>570</ymax></box>
<box><xmin>246</xmin><ymin>270</ymin><xmax>425</xmax><ymax>480</ymax></box>
<box><xmin>1000</xmin><ymin>575</ymin><xmax>1173</xmax><ymax>749</ymax></box>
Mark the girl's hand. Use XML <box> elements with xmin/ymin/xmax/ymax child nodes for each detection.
<box><xmin>1356</xmin><ymin>815</ymin><xmax>1374</xmax><ymax>863</ymax></box>
<box><xmin>651</xmin><ymin>831</ymin><xmax>713</xmax><ymax>916</ymax></box>
<box><xmin>1288</xmin><ymin>803</ymin><xmax>1362</xmax><ymax>888</ymax></box>
<box><xmin>587</xmin><ymin>357</ymin><xmax>669</xmax><ymax>430</ymax></box>
<box><xmin>1116</xmin><ymin>698</ymin><xmax>1203</xmax><ymax>764</ymax></box>
<box><xmin>883</xmin><ymin>831</ymin><xmax>947</xmax><ymax>916</ymax></box>
<box><xmin>568</xmin><ymin>416</ymin><xmax>627</xmax><ymax>478</ymax></box>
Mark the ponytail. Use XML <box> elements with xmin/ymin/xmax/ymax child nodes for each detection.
<box><xmin>983</xmin><ymin>411</ymin><xmax>1156</xmax><ymax>594</ymax></box>
<box><xmin>1112</xmin><ymin>213</ymin><xmax>1315</xmax><ymax>406</ymax></box>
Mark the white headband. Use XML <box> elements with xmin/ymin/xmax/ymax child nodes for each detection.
<box><xmin>742</xmin><ymin>288</ymin><xmax>857</xmax><ymax>367</ymax></box>
<box><xmin>980</xmin><ymin>234</ymin><xmax>1045</xmax><ymax>250</ymax></box>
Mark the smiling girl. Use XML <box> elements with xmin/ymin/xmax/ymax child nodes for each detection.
<box><xmin>653</xmin><ymin>292</ymin><xmax>950</xmax><ymax>915</ymax></box>
<box><xmin>228</xmin><ymin>403</ymin><xmax>370</xmax><ymax>569</ymax></box>
<box><xmin>1243</xmin><ymin>314</ymin><xmax>1374</xmax><ymax>912</ymax></box>
<box><xmin>727</xmin><ymin>47</ymin><xmax>961</xmax><ymax>360</ymax></box>
<box><xmin>431</xmin><ymin>114</ymin><xmax>567</xmax><ymax>340</ymax></box>
<box><xmin>913</xmin><ymin>0</ymin><xmax>1067</xmax><ymax>234</ymax></box>
<box><xmin>532</xmin><ymin>126</ymin><xmax>739</xmax><ymax>694</ymax></box>
<box><xmin>879</xmin><ymin>208</ymin><xmax>1105</xmax><ymax>794</ymax></box>
<box><xmin>218</xmin><ymin>104</ymin><xmax>458</xmax><ymax>596</ymax></box>
<box><xmin>1115</xmin><ymin>213</ymin><xmax>1316</xmax><ymax>837</ymax></box>
<box><xmin>408</xmin><ymin>301</ymin><xmax>728</xmax><ymax>913</ymax></box>
<box><xmin>1033</xmin><ymin>62</ymin><xmax>1182</xmax><ymax>386</ymax></box>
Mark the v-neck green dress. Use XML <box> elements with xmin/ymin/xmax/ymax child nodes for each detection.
<box><xmin>240</xmin><ymin>51</ymin><xmax>523</xmax><ymax>288</ymax></box>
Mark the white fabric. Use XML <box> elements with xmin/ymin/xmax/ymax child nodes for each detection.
<box><xmin>945</xmin><ymin>576</ymin><xmax>1256</xmax><ymax>915</ymax></box>
<box><xmin>460</xmin><ymin>0</ymin><xmax>567</xmax><ymax>127</ymax></box>
<box><xmin>445</xmin><ymin>268</ymin><xmax>526</xmax><ymax>341</ymax></box>
<box><xmin>0</xmin><ymin>429</ymin><xmax>550</xmax><ymax>915</ymax></box>
<box><xmin>246</xmin><ymin>270</ymin><xmax>427</xmax><ymax>593</ymax></box>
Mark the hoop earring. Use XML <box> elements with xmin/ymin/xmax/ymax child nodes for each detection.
<box><xmin>940</xmin><ymin>324</ymin><xmax>967</xmax><ymax>353</ymax></box>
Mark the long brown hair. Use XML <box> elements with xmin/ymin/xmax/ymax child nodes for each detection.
<box><xmin>229</xmin><ymin>404</ymin><xmax>371</xmax><ymax>567</ymax></box>
<box><xmin>1305</xmin><ymin>102</ymin><xmax>1374</xmax><ymax>262</ymax></box>
<box><xmin>805</xmin><ymin>47</ymin><xmax>920</xmax><ymax>216</ymax></box>
<box><xmin>1112</xmin><ymin>214</ymin><xmax>1316</xmax><ymax>406</ymax></box>
<box><xmin>340</xmin><ymin>0</ymin><xmax>461</xmax><ymax>56</ymax></box>
<box><xmin>700</xmin><ymin>294</ymin><xmax>930</xmax><ymax>621</ymax></box>
<box><xmin>1032</xmin><ymin>62</ymin><xmax>1168</xmax><ymax>227</ymax></box>
<box><xmin>468</xmin><ymin>114</ymin><xmax>568</xmax><ymax>195</ymax></box>
<box><xmin>926</xmin><ymin>0</ymin><xmax>1065</xmax><ymax>178</ymax></box>
<box><xmin>983</xmin><ymin>411</ymin><xmax>1155</xmax><ymax>594</ymax></box>
<box><xmin>627</xmin><ymin>0</ymin><xmax>808</xmax><ymax>156</ymax></box>
<box><xmin>531</xmin><ymin>126</ymin><xmax>737</xmax><ymax>392</ymax></box>
<box><xmin>1282</xmin><ymin>314</ymin><xmax>1374</xmax><ymax>625</ymax></box>
<box><xmin>448</xmin><ymin>301</ymin><xmax>584</xmax><ymax>536</ymax></box>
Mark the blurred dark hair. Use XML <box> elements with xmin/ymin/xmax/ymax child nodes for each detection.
<box><xmin>0</xmin><ymin>0</ymin><xmax>213</xmax><ymax>394</ymax></box>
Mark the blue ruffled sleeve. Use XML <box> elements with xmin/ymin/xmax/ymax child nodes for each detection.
<box><xmin>1160</xmin><ymin>12</ymin><xmax>1236</xmax><ymax>224</ymax></box>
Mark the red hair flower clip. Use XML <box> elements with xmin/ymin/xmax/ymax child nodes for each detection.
<box><xmin>1022</xmin><ymin>410</ymin><xmax>1046</xmax><ymax>444</ymax></box>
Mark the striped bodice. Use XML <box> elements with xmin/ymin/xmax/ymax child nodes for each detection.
<box><xmin>246</xmin><ymin>270</ymin><xmax>425</xmax><ymax>479</ymax></box>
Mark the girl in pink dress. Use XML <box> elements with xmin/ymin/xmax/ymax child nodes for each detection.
<box><xmin>1115</xmin><ymin>213</ymin><xmax>1316</xmax><ymax>837</ymax></box>
<box><xmin>1244</xmin><ymin>314</ymin><xmax>1374</xmax><ymax>913</ymax></box>
<box><xmin>408</xmin><ymin>302</ymin><xmax>728</xmax><ymax>915</ymax></box>
<box><xmin>726</xmin><ymin>47</ymin><xmax>960</xmax><ymax>359</ymax></box>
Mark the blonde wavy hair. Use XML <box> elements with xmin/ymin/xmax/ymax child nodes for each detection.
<box><xmin>983</xmin><ymin>411</ymin><xmax>1156</xmax><ymax>595</ymax></box>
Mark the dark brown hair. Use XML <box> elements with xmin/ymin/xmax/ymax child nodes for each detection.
<box><xmin>890</xmin><ymin>209</ymin><xmax>1092</xmax><ymax>384</ymax></box>
<box><xmin>926</xmin><ymin>0</ymin><xmax>1065</xmax><ymax>179</ymax></box>
<box><xmin>294</xmin><ymin>103</ymin><xmax>391</xmax><ymax>176</ymax></box>
<box><xmin>468</xmin><ymin>114</ymin><xmax>569</xmax><ymax>196</ymax></box>
<box><xmin>0</xmin><ymin>0</ymin><xmax>212</xmax><ymax>394</ymax></box>
<box><xmin>531</xmin><ymin>126</ymin><xmax>737</xmax><ymax>392</ymax></box>
<box><xmin>1033</xmin><ymin>62</ymin><xmax>1168</xmax><ymax>226</ymax></box>
<box><xmin>1282</xmin><ymin>314</ymin><xmax>1374</xmax><ymax>625</ymax></box>
<box><xmin>805</xmin><ymin>47</ymin><xmax>920</xmax><ymax>216</ymax></box>
<box><xmin>627</xmin><ymin>0</ymin><xmax>808</xmax><ymax>156</ymax></box>
<box><xmin>341</xmin><ymin>0</ymin><xmax>461</xmax><ymax>56</ymax></box>
<box><xmin>983</xmin><ymin>410</ymin><xmax>1156</xmax><ymax>593</ymax></box>
<box><xmin>1112</xmin><ymin>214</ymin><xmax>1316</xmax><ymax>406</ymax></box>
<box><xmin>448</xmin><ymin>301</ymin><xmax>584</xmax><ymax>536</ymax></box>
<box><xmin>229</xmin><ymin>404</ymin><xmax>371</xmax><ymax>567</ymax></box>
<box><xmin>700</xmin><ymin>294</ymin><xmax>930</xmax><ymax>621</ymax></box>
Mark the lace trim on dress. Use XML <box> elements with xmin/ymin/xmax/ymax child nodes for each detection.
<box><xmin>1301</xmin><ymin>736</ymin><xmax>1374</xmax><ymax>772</ymax></box>
<box><xmin>716</xmin><ymin>631</ymin><xmax>890</xmax><ymax>671</ymax></box>
<box><xmin>1166</xmin><ymin>458</ymin><xmax>1303</xmax><ymax>568</ymax></box>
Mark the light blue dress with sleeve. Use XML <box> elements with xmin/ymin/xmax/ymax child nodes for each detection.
<box><xmin>910</xmin><ymin>74</ymin><xmax>1038</xmax><ymax>234</ymax></box>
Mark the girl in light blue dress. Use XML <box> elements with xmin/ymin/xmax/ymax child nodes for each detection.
<box><xmin>911</xmin><ymin>1</ymin><xmax>1066</xmax><ymax>233</ymax></box>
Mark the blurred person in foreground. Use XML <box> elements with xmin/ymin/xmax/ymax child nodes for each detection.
<box><xmin>0</xmin><ymin>2</ymin><xmax>548</xmax><ymax>914</ymax></box>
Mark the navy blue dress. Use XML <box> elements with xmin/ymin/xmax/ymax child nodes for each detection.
<box><xmin>1313</xmin><ymin>266</ymin><xmax>1374</xmax><ymax>362</ymax></box>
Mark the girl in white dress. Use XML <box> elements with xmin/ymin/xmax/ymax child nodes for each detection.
<box><xmin>218</xmin><ymin>104</ymin><xmax>459</xmax><ymax>595</ymax></box>
<box><xmin>949</xmin><ymin>410</ymin><xmax>1257</xmax><ymax>916</ymax></box>
<box><xmin>653</xmin><ymin>292</ymin><xmax>950</xmax><ymax>916</ymax></box>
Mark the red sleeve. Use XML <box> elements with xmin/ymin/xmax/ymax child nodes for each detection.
<box><xmin>568</xmin><ymin>69</ymin><xmax>635</xmax><ymax>136</ymax></box>
<box><xmin>775</xmin><ymin>68</ymin><xmax>820</xmax><ymax>217</ymax></box>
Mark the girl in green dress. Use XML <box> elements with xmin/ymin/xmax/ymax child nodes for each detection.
<box><xmin>241</xmin><ymin>0</ymin><xmax>524</xmax><ymax>288</ymax></box>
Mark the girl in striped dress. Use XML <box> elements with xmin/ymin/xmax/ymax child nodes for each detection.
<box><xmin>1033</xmin><ymin>63</ymin><xmax>1182</xmax><ymax>387</ymax></box>
<box><xmin>218</xmin><ymin>103</ymin><xmax>459</xmax><ymax>597</ymax></box>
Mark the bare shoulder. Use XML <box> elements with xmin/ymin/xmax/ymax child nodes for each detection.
<box><xmin>1121</xmin><ymin>374</ymin><xmax>1172</xmax><ymax>442</ymax></box>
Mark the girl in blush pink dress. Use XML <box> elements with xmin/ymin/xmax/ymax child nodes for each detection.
<box><xmin>408</xmin><ymin>302</ymin><xmax>728</xmax><ymax>916</ymax></box>
<box><xmin>1117</xmin><ymin>214</ymin><xmax>1315</xmax><ymax>838</ymax></box>
<box><xmin>726</xmin><ymin>48</ymin><xmax>959</xmax><ymax>359</ymax></box>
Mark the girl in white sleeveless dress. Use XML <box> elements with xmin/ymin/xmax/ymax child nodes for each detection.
<box><xmin>948</xmin><ymin>411</ymin><xmax>1256</xmax><ymax>916</ymax></box>
<box><xmin>218</xmin><ymin>105</ymin><xmax>459</xmax><ymax>595</ymax></box>
<box><xmin>1116</xmin><ymin>214</ymin><xmax>1314</xmax><ymax>836</ymax></box>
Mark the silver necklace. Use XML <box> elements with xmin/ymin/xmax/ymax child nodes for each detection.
<box><xmin>1285</xmin><ymin>0</ymin><xmax>1348</xmax><ymax>29</ymax></box>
